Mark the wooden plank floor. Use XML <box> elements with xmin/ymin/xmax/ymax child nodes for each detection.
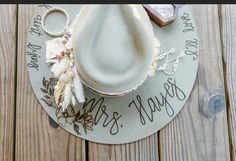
<box><xmin>15</xmin><ymin>5</ymin><xmax>86</xmax><ymax>161</ymax></box>
<box><xmin>159</xmin><ymin>5</ymin><xmax>230</xmax><ymax>161</ymax></box>
<box><xmin>221</xmin><ymin>5</ymin><xmax>236</xmax><ymax>161</ymax></box>
<box><xmin>0</xmin><ymin>5</ymin><xmax>16</xmax><ymax>161</ymax></box>
<box><xmin>0</xmin><ymin>4</ymin><xmax>235</xmax><ymax>161</ymax></box>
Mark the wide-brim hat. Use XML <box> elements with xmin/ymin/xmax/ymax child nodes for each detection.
<box><xmin>72</xmin><ymin>5</ymin><xmax>159</xmax><ymax>96</ymax></box>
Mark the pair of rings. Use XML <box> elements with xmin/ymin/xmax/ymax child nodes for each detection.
<box><xmin>41</xmin><ymin>7</ymin><xmax>70</xmax><ymax>37</ymax></box>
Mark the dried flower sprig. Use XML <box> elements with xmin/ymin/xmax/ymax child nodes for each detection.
<box><xmin>46</xmin><ymin>30</ymin><xmax>85</xmax><ymax>111</ymax></box>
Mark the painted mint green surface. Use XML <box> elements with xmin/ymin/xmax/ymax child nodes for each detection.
<box><xmin>26</xmin><ymin>5</ymin><xmax>198</xmax><ymax>144</ymax></box>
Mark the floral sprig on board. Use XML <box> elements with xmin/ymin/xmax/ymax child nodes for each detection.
<box><xmin>40</xmin><ymin>77</ymin><xmax>58</xmax><ymax>107</ymax></box>
<box><xmin>74</xmin><ymin>109</ymin><xmax>93</xmax><ymax>134</ymax></box>
<box><xmin>40</xmin><ymin>77</ymin><xmax>93</xmax><ymax>134</ymax></box>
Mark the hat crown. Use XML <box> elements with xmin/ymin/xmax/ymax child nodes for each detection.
<box><xmin>73</xmin><ymin>5</ymin><xmax>155</xmax><ymax>95</ymax></box>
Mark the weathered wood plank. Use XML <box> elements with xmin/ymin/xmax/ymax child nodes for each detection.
<box><xmin>221</xmin><ymin>4</ymin><xmax>236</xmax><ymax>161</ymax></box>
<box><xmin>0</xmin><ymin>5</ymin><xmax>17</xmax><ymax>161</ymax></box>
<box><xmin>159</xmin><ymin>5</ymin><xmax>230</xmax><ymax>161</ymax></box>
<box><xmin>15</xmin><ymin>5</ymin><xmax>86</xmax><ymax>161</ymax></box>
<box><xmin>89</xmin><ymin>133</ymin><xmax>159</xmax><ymax>161</ymax></box>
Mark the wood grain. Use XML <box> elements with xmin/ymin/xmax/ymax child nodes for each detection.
<box><xmin>0</xmin><ymin>5</ymin><xmax>16</xmax><ymax>161</ymax></box>
<box><xmin>220</xmin><ymin>5</ymin><xmax>236</xmax><ymax>161</ymax></box>
<box><xmin>89</xmin><ymin>133</ymin><xmax>159</xmax><ymax>161</ymax></box>
<box><xmin>15</xmin><ymin>5</ymin><xmax>86</xmax><ymax>161</ymax></box>
<box><xmin>0</xmin><ymin>4</ymin><xmax>230</xmax><ymax>161</ymax></box>
<box><xmin>159</xmin><ymin>5</ymin><xmax>230</xmax><ymax>161</ymax></box>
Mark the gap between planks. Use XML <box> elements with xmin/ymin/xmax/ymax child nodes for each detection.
<box><xmin>0</xmin><ymin>4</ymin><xmax>17</xmax><ymax>161</ymax></box>
<box><xmin>219</xmin><ymin>4</ymin><xmax>236</xmax><ymax>161</ymax></box>
<box><xmin>13</xmin><ymin>4</ymin><xmax>19</xmax><ymax>161</ymax></box>
<box><xmin>217</xmin><ymin>4</ymin><xmax>233</xmax><ymax>161</ymax></box>
<box><xmin>15</xmin><ymin>5</ymin><xmax>86</xmax><ymax>161</ymax></box>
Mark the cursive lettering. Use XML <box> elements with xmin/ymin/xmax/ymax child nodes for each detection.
<box><xmin>38</xmin><ymin>4</ymin><xmax>52</xmax><ymax>9</ymax></box>
<box><xmin>129</xmin><ymin>78</ymin><xmax>186</xmax><ymax>125</ymax></box>
<box><xmin>185</xmin><ymin>38</ymin><xmax>198</xmax><ymax>60</ymax></box>
<box><xmin>181</xmin><ymin>12</ymin><xmax>195</xmax><ymax>33</ymax></box>
<box><xmin>30</xmin><ymin>15</ymin><xmax>42</xmax><ymax>37</ymax></box>
<box><xmin>27</xmin><ymin>42</ymin><xmax>41</xmax><ymax>71</ymax></box>
<box><xmin>82</xmin><ymin>98</ymin><xmax>122</xmax><ymax>135</ymax></box>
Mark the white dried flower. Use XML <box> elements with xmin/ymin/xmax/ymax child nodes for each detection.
<box><xmin>51</xmin><ymin>59</ymin><xmax>70</xmax><ymax>78</ymax></box>
<box><xmin>54</xmin><ymin>80</ymin><xmax>66</xmax><ymax>105</ymax></box>
<box><xmin>46</xmin><ymin>37</ymin><xmax>66</xmax><ymax>63</ymax></box>
<box><xmin>71</xmin><ymin>94</ymin><xmax>77</xmax><ymax>106</ymax></box>
<box><xmin>72</xmin><ymin>66</ymin><xmax>85</xmax><ymax>103</ymax></box>
<box><xmin>59</xmin><ymin>73</ymin><xmax>72</xmax><ymax>83</ymax></box>
<box><xmin>61</xmin><ymin>82</ymin><xmax>72</xmax><ymax>111</ymax></box>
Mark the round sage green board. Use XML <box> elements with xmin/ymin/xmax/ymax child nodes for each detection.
<box><xmin>26</xmin><ymin>4</ymin><xmax>199</xmax><ymax>144</ymax></box>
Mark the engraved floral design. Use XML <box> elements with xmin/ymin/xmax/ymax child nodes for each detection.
<box><xmin>41</xmin><ymin>77</ymin><xmax>93</xmax><ymax>134</ymax></box>
<box><xmin>40</xmin><ymin>77</ymin><xmax>58</xmax><ymax>108</ymax></box>
<box><xmin>56</xmin><ymin>105</ymin><xmax>76</xmax><ymax>126</ymax></box>
<box><xmin>74</xmin><ymin>110</ymin><xmax>93</xmax><ymax>134</ymax></box>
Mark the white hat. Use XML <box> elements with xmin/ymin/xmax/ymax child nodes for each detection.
<box><xmin>72</xmin><ymin>5</ymin><xmax>158</xmax><ymax>96</ymax></box>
